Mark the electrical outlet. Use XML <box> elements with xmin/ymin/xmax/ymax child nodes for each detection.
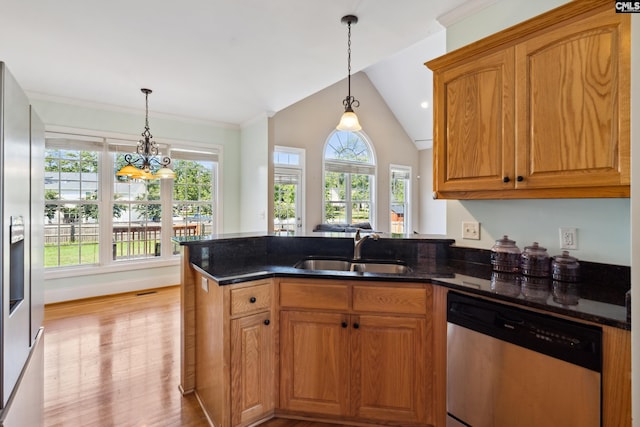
<box><xmin>462</xmin><ymin>221</ymin><xmax>480</xmax><ymax>240</ymax></box>
<box><xmin>559</xmin><ymin>227</ymin><xmax>578</xmax><ymax>250</ymax></box>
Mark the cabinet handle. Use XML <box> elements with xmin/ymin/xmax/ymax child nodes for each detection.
<box><xmin>341</xmin><ymin>321</ymin><xmax>348</xmax><ymax>328</ymax></box>
<box><xmin>517</xmin><ymin>176</ymin><xmax>524</xmax><ymax>182</ymax></box>
<box><xmin>249</xmin><ymin>297</ymin><xmax>257</xmax><ymax>303</ymax></box>
<box><xmin>263</xmin><ymin>319</ymin><xmax>270</xmax><ymax>326</ymax></box>
<box><xmin>503</xmin><ymin>176</ymin><xmax>510</xmax><ymax>183</ymax></box>
<box><xmin>353</xmin><ymin>323</ymin><xmax>360</xmax><ymax>329</ymax></box>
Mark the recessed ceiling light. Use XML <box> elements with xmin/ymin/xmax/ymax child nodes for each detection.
<box><xmin>420</xmin><ymin>101</ymin><xmax>429</xmax><ymax>109</ymax></box>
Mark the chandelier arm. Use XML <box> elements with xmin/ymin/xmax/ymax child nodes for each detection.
<box><xmin>115</xmin><ymin>88</ymin><xmax>174</xmax><ymax>179</ymax></box>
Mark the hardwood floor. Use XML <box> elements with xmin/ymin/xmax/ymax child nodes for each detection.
<box><xmin>43</xmin><ymin>286</ymin><xmax>354</xmax><ymax>427</ymax></box>
<box><xmin>43</xmin><ymin>286</ymin><xmax>207</xmax><ymax>427</ymax></box>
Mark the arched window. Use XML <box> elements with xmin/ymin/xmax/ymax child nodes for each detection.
<box><xmin>323</xmin><ymin>130</ymin><xmax>376</xmax><ymax>226</ymax></box>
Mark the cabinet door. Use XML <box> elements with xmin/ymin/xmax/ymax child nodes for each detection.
<box><xmin>350</xmin><ymin>314</ymin><xmax>430</xmax><ymax>424</ymax></box>
<box><xmin>231</xmin><ymin>311</ymin><xmax>274</xmax><ymax>427</ymax></box>
<box><xmin>515</xmin><ymin>10</ymin><xmax>630</xmax><ymax>190</ymax></box>
<box><xmin>433</xmin><ymin>47</ymin><xmax>515</xmax><ymax>193</ymax></box>
<box><xmin>279</xmin><ymin>310</ymin><xmax>350</xmax><ymax>416</ymax></box>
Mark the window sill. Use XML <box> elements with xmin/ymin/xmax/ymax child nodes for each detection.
<box><xmin>44</xmin><ymin>256</ymin><xmax>181</xmax><ymax>280</ymax></box>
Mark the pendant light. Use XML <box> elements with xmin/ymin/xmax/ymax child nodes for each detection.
<box><xmin>116</xmin><ymin>88</ymin><xmax>175</xmax><ymax>180</ymax></box>
<box><xmin>336</xmin><ymin>15</ymin><xmax>362</xmax><ymax>132</ymax></box>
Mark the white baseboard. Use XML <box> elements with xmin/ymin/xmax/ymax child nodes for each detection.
<box><xmin>44</xmin><ymin>274</ymin><xmax>180</xmax><ymax>304</ymax></box>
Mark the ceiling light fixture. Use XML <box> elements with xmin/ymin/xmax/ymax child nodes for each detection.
<box><xmin>336</xmin><ymin>15</ymin><xmax>362</xmax><ymax>132</ymax></box>
<box><xmin>116</xmin><ymin>88</ymin><xmax>175</xmax><ymax>180</ymax></box>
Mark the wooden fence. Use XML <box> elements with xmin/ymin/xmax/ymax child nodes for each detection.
<box><xmin>45</xmin><ymin>223</ymin><xmax>204</xmax><ymax>258</ymax></box>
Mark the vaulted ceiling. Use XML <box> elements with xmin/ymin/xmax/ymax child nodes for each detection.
<box><xmin>0</xmin><ymin>0</ymin><xmax>490</xmax><ymax>148</ymax></box>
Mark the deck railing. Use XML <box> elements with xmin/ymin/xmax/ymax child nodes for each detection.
<box><xmin>45</xmin><ymin>223</ymin><xmax>204</xmax><ymax>259</ymax></box>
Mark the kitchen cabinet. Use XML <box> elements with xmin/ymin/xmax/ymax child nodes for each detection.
<box><xmin>427</xmin><ymin>1</ymin><xmax>630</xmax><ymax>199</ymax></box>
<box><xmin>279</xmin><ymin>279</ymin><xmax>432</xmax><ymax>426</ymax></box>
<box><xmin>194</xmin><ymin>275</ymin><xmax>276</xmax><ymax>427</ymax></box>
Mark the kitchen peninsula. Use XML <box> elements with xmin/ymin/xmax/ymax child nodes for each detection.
<box><xmin>179</xmin><ymin>233</ymin><xmax>631</xmax><ymax>427</ymax></box>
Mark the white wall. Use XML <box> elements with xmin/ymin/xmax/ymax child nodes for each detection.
<box><xmin>240</xmin><ymin>116</ymin><xmax>269</xmax><ymax>232</ymax></box>
<box><xmin>30</xmin><ymin>98</ymin><xmax>242</xmax><ymax>302</ymax></box>
<box><xmin>418</xmin><ymin>148</ymin><xmax>446</xmax><ymax>234</ymax></box>
<box><xmin>270</xmin><ymin>72</ymin><xmax>419</xmax><ymax>233</ymax></box>
<box><xmin>446</xmin><ymin>0</ymin><xmax>570</xmax><ymax>51</ymax></box>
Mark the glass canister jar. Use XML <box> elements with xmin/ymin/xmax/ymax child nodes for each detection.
<box><xmin>520</xmin><ymin>242</ymin><xmax>550</xmax><ymax>277</ymax></box>
<box><xmin>490</xmin><ymin>235</ymin><xmax>521</xmax><ymax>273</ymax></box>
<box><xmin>551</xmin><ymin>251</ymin><xmax>580</xmax><ymax>282</ymax></box>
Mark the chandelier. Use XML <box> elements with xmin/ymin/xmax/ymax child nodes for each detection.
<box><xmin>336</xmin><ymin>15</ymin><xmax>362</xmax><ymax>132</ymax></box>
<box><xmin>116</xmin><ymin>88</ymin><xmax>175</xmax><ymax>180</ymax></box>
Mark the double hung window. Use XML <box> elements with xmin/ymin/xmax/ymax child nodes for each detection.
<box><xmin>45</xmin><ymin>132</ymin><xmax>218</xmax><ymax>270</ymax></box>
<box><xmin>323</xmin><ymin>131</ymin><xmax>376</xmax><ymax>226</ymax></box>
<box><xmin>44</xmin><ymin>137</ymin><xmax>102</xmax><ymax>267</ymax></box>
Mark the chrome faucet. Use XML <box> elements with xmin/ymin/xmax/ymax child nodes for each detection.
<box><xmin>353</xmin><ymin>229</ymin><xmax>379</xmax><ymax>260</ymax></box>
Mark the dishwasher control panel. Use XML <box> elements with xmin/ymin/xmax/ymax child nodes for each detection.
<box><xmin>447</xmin><ymin>291</ymin><xmax>602</xmax><ymax>372</ymax></box>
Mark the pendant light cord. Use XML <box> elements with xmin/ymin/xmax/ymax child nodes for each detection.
<box><xmin>347</xmin><ymin>20</ymin><xmax>352</xmax><ymax>99</ymax></box>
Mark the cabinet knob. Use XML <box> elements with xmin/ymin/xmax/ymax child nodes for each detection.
<box><xmin>263</xmin><ymin>319</ymin><xmax>270</xmax><ymax>326</ymax></box>
<box><xmin>517</xmin><ymin>175</ymin><xmax>524</xmax><ymax>182</ymax></box>
<box><xmin>341</xmin><ymin>321</ymin><xmax>348</xmax><ymax>328</ymax></box>
<box><xmin>353</xmin><ymin>323</ymin><xmax>360</xmax><ymax>329</ymax></box>
<box><xmin>503</xmin><ymin>176</ymin><xmax>510</xmax><ymax>183</ymax></box>
<box><xmin>249</xmin><ymin>297</ymin><xmax>257</xmax><ymax>303</ymax></box>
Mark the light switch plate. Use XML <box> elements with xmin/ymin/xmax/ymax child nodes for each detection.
<box><xmin>201</xmin><ymin>277</ymin><xmax>209</xmax><ymax>293</ymax></box>
<box><xmin>462</xmin><ymin>221</ymin><xmax>480</xmax><ymax>240</ymax></box>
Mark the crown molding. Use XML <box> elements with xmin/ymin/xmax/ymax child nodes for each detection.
<box><xmin>437</xmin><ymin>0</ymin><xmax>499</xmax><ymax>28</ymax></box>
<box><xmin>26</xmin><ymin>90</ymin><xmax>239</xmax><ymax>130</ymax></box>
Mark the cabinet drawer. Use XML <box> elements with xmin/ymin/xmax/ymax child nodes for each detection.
<box><xmin>280</xmin><ymin>281</ymin><xmax>349</xmax><ymax>311</ymax></box>
<box><xmin>353</xmin><ymin>285</ymin><xmax>427</xmax><ymax>315</ymax></box>
<box><xmin>230</xmin><ymin>284</ymin><xmax>272</xmax><ymax>316</ymax></box>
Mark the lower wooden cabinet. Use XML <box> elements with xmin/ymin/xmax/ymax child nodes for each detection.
<box><xmin>279</xmin><ymin>310</ymin><xmax>350</xmax><ymax>416</ymax></box>
<box><xmin>352</xmin><ymin>314</ymin><xmax>428</xmax><ymax>424</ymax></box>
<box><xmin>279</xmin><ymin>280</ymin><xmax>433</xmax><ymax>426</ymax></box>
<box><xmin>231</xmin><ymin>311</ymin><xmax>275</xmax><ymax>427</ymax></box>
<box><xmin>194</xmin><ymin>276</ymin><xmax>276</xmax><ymax>427</ymax></box>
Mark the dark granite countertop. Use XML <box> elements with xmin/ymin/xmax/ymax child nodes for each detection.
<box><xmin>181</xmin><ymin>234</ymin><xmax>630</xmax><ymax>330</ymax></box>
<box><xmin>429</xmin><ymin>272</ymin><xmax>629</xmax><ymax>330</ymax></box>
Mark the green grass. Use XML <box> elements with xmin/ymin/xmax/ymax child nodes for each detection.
<box><xmin>45</xmin><ymin>241</ymin><xmax>162</xmax><ymax>267</ymax></box>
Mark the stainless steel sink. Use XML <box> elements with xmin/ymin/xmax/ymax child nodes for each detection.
<box><xmin>293</xmin><ymin>258</ymin><xmax>352</xmax><ymax>271</ymax></box>
<box><xmin>294</xmin><ymin>257</ymin><xmax>410</xmax><ymax>274</ymax></box>
<box><xmin>350</xmin><ymin>262</ymin><xmax>411</xmax><ymax>274</ymax></box>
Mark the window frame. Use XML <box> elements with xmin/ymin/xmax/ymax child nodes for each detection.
<box><xmin>322</xmin><ymin>131</ymin><xmax>376</xmax><ymax>227</ymax></box>
<box><xmin>274</xmin><ymin>145</ymin><xmax>305</xmax><ymax>234</ymax></box>
<box><xmin>43</xmin><ymin>127</ymin><xmax>221</xmax><ymax>279</ymax></box>
<box><xmin>389</xmin><ymin>164</ymin><xmax>411</xmax><ymax>234</ymax></box>
<box><xmin>44</xmin><ymin>136</ymin><xmax>103</xmax><ymax>268</ymax></box>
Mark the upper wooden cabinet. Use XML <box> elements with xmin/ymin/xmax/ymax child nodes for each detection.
<box><xmin>426</xmin><ymin>1</ymin><xmax>630</xmax><ymax>199</ymax></box>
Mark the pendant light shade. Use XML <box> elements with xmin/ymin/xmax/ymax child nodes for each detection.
<box><xmin>336</xmin><ymin>15</ymin><xmax>362</xmax><ymax>132</ymax></box>
<box><xmin>337</xmin><ymin>109</ymin><xmax>362</xmax><ymax>132</ymax></box>
<box><xmin>116</xmin><ymin>88</ymin><xmax>175</xmax><ymax>180</ymax></box>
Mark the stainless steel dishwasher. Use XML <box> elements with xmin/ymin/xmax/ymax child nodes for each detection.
<box><xmin>446</xmin><ymin>292</ymin><xmax>602</xmax><ymax>427</ymax></box>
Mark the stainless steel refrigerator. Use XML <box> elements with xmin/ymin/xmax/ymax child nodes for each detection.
<box><xmin>0</xmin><ymin>62</ymin><xmax>45</xmax><ymax>426</ymax></box>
